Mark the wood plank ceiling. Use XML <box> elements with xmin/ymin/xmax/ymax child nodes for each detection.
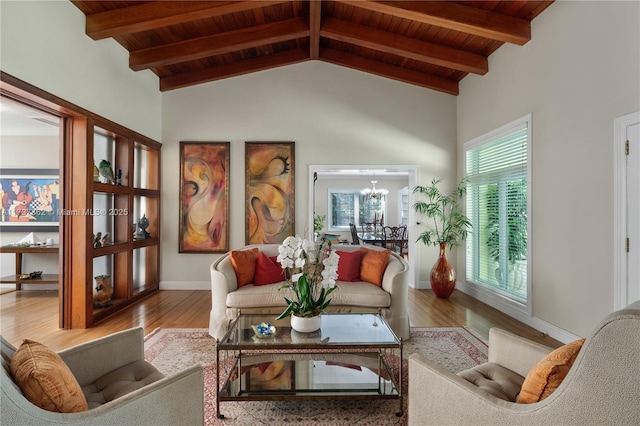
<box><xmin>71</xmin><ymin>1</ymin><xmax>554</xmax><ymax>95</ymax></box>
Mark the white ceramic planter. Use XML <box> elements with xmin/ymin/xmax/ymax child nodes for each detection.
<box><xmin>290</xmin><ymin>314</ymin><xmax>322</xmax><ymax>333</ymax></box>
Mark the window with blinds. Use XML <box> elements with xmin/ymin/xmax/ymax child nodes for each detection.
<box><xmin>464</xmin><ymin>114</ymin><xmax>531</xmax><ymax>304</ymax></box>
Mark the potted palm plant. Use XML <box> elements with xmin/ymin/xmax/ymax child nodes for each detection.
<box><xmin>412</xmin><ymin>178</ymin><xmax>472</xmax><ymax>298</ymax></box>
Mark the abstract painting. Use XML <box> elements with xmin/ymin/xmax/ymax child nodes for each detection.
<box><xmin>0</xmin><ymin>169</ymin><xmax>60</xmax><ymax>232</ymax></box>
<box><xmin>245</xmin><ymin>142</ymin><xmax>294</xmax><ymax>245</ymax></box>
<box><xmin>179</xmin><ymin>142</ymin><xmax>230</xmax><ymax>253</ymax></box>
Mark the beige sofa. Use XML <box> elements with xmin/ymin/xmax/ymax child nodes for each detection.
<box><xmin>408</xmin><ymin>301</ymin><xmax>640</xmax><ymax>425</ymax></box>
<box><xmin>209</xmin><ymin>243</ymin><xmax>410</xmax><ymax>340</ymax></box>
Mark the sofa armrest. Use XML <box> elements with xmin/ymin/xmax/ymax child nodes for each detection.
<box><xmin>58</xmin><ymin>328</ymin><xmax>145</xmax><ymax>386</ymax></box>
<box><xmin>209</xmin><ymin>254</ymin><xmax>237</xmax><ymax>339</ymax></box>
<box><xmin>488</xmin><ymin>328</ymin><xmax>553</xmax><ymax>377</ymax></box>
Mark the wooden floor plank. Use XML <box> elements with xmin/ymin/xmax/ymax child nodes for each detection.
<box><xmin>0</xmin><ymin>288</ymin><xmax>562</xmax><ymax>351</ymax></box>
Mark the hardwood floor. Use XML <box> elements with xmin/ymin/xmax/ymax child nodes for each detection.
<box><xmin>0</xmin><ymin>288</ymin><xmax>562</xmax><ymax>352</ymax></box>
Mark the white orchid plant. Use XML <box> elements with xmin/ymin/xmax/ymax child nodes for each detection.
<box><xmin>275</xmin><ymin>235</ymin><xmax>340</xmax><ymax>319</ymax></box>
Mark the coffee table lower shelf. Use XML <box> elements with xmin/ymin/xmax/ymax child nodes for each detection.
<box><xmin>217</xmin><ymin>352</ymin><xmax>402</xmax><ymax>418</ymax></box>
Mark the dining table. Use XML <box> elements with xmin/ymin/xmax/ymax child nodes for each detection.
<box><xmin>356</xmin><ymin>232</ymin><xmax>386</xmax><ymax>246</ymax></box>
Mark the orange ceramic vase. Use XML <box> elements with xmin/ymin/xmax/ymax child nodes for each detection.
<box><xmin>430</xmin><ymin>242</ymin><xmax>456</xmax><ymax>298</ymax></box>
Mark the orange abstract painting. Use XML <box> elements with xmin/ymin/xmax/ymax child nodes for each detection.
<box><xmin>245</xmin><ymin>142</ymin><xmax>295</xmax><ymax>245</ymax></box>
<box><xmin>179</xmin><ymin>142</ymin><xmax>230</xmax><ymax>253</ymax></box>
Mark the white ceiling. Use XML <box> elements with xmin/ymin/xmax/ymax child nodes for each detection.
<box><xmin>0</xmin><ymin>97</ymin><xmax>60</xmax><ymax>136</ymax></box>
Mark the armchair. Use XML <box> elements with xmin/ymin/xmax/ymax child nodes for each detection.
<box><xmin>408</xmin><ymin>301</ymin><xmax>640</xmax><ymax>425</ymax></box>
<box><xmin>1</xmin><ymin>327</ymin><xmax>204</xmax><ymax>425</ymax></box>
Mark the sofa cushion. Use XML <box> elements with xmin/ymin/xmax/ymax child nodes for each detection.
<box><xmin>82</xmin><ymin>360</ymin><xmax>164</xmax><ymax>409</ymax></box>
<box><xmin>231</xmin><ymin>248</ymin><xmax>259</xmax><ymax>287</ymax></box>
<box><xmin>336</xmin><ymin>250</ymin><xmax>361</xmax><ymax>282</ymax></box>
<box><xmin>227</xmin><ymin>281</ymin><xmax>391</xmax><ymax>309</ymax></box>
<box><xmin>359</xmin><ymin>247</ymin><xmax>391</xmax><ymax>286</ymax></box>
<box><xmin>254</xmin><ymin>253</ymin><xmax>285</xmax><ymax>286</ymax></box>
<box><xmin>516</xmin><ymin>338</ymin><xmax>585</xmax><ymax>403</ymax></box>
<box><xmin>10</xmin><ymin>339</ymin><xmax>89</xmax><ymax>413</ymax></box>
<box><xmin>458</xmin><ymin>362</ymin><xmax>525</xmax><ymax>402</ymax></box>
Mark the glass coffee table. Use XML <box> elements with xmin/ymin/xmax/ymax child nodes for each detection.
<box><xmin>216</xmin><ymin>313</ymin><xmax>403</xmax><ymax>418</ymax></box>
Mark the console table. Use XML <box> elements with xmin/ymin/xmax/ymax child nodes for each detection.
<box><xmin>0</xmin><ymin>245</ymin><xmax>59</xmax><ymax>290</ymax></box>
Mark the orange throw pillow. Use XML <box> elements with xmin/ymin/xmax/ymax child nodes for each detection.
<box><xmin>336</xmin><ymin>250</ymin><xmax>361</xmax><ymax>282</ymax></box>
<box><xmin>230</xmin><ymin>248</ymin><xmax>259</xmax><ymax>287</ymax></box>
<box><xmin>10</xmin><ymin>339</ymin><xmax>89</xmax><ymax>413</ymax></box>
<box><xmin>254</xmin><ymin>253</ymin><xmax>285</xmax><ymax>286</ymax></box>
<box><xmin>516</xmin><ymin>338</ymin><xmax>586</xmax><ymax>403</ymax></box>
<box><xmin>359</xmin><ymin>247</ymin><xmax>391</xmax><ymax>286</ymax></box>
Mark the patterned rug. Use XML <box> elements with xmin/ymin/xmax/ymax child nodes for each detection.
<box><xmin>144</xmin><ymin>327</ymin><xmax>488</xmax><ymax>425</ymax></box>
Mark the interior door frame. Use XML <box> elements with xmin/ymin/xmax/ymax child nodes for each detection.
<box><xmin>308</xmin><ymin>164</ymin><xmax>420</xmax><ymax>288</ymax></box>
<box><xmin>613</xmin><ymin>111</ymin><xmax>640</xmax><ymax>310</ymax></box>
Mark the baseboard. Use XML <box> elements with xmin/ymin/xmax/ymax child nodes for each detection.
<box><xmin>160</xmin><ymin>281</ymin><xmax>210</xmax><ymax>290</ymax></box>
<box><xmin>456</xmin><ymin>281</ymin><xmax>579</xmax><ymax>344</ymax></box>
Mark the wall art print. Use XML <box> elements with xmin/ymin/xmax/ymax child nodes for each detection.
<box><xmin>245</xmin><ymin>142</ymin><xmax>295</xmax><ymax>245</ymax></box>
<box><xmin>0</xmin><ymin>169</ymin><xmax>60</xmax><ymax>232</ymax></box>
<box><xmin>179</xmin><ymin>142</ymin><xmax>230</xmax><ymax>253</ymax></box>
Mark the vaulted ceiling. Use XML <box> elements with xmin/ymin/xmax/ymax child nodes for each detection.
<box><xmin>71</xmin><ymin>1</ymin><xmax>553</xmax><ymax>95</ymax></box>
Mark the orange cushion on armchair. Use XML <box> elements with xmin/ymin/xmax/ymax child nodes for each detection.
<box><xmin>516</xmin><ymin>338</ymin><xmax>585</xmax><ymax>403</ymax></box>
<box><xmin>10</xmin><ymin>339</ymin><xmax>89</xmax><ymax>413</ymax></box>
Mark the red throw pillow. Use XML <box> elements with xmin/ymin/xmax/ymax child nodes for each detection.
<box><xmin>230</xmin><ymin>248</ymin><xmax>259</xmax><ymax>287</ymax></box>
<box><xmin>336</xmin><ymin>250</ymin><xmax>361</xmax><ymax>282</ymax></box>
<box><xmin>254</xmin><ymin>253</ymin><xmax>285</xmax><ymax>286</ymax></box>
<box><xmin>359</xmin><ymin>247</ymin><xmax>391</xmax><ymax>286</ymax></box>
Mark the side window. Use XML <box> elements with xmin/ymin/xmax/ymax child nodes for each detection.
<box><xmin>465</xmin><ymin>114</ymin><xmax>531</xmax><ymax>305</ymax></box>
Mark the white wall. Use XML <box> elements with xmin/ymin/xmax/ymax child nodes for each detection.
<box><xmin>161</xmin><ymin>61</ymin><xmax>457</xmax><ymax>287</ymax></box>
<box><xmin>457</xmin><ymin>1</ymin><xmax>640</xmax><ymax>337</ymax></box>
<box><xmin>0</xmin><ymin>0</ymin><xmax>162</xmax><ymax>140</ymax></box>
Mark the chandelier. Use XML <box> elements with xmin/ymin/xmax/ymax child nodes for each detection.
<box><xmin>361</xmin><ymin>177</ymin><xmax>389</xmax><ymax>200</ymax></box>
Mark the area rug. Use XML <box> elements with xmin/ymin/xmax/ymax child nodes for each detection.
<box><xmin>144</xmin><ymin>327</ymin><xmax>487</xmax><ymax>425</ymax></box>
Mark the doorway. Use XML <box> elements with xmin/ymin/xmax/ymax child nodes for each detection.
<box><xmin>614</xmin><ymin>111</ymin><xmax>640</xmax><ymax>309</ymax></box>
<box><xmin>309</xmin><ymin>165</ymin><xmax>420</xmax><ymax>287</ymax></box>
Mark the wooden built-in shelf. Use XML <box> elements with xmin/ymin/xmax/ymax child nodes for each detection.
<box><xmin>66</xmin><ymin>117</ymin><xmax>161</xmax><ymax>328</ymax></box>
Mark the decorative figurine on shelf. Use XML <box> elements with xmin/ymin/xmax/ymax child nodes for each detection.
<box><xmin>134</xmin><ymin>214</ymin><xmax>151</xmax><ymax>240</ymax></box>
<box><xmin>98</xmin><ymin>159</ymin><xmax>115</xmax><ymax>184</ymax></box>
<box><xmin>116</xmin><ymin>169</ymin><xmax>123</xmax><ymax>185</ymax></box>
<box><xmin>93</xmin><ymin>163</ymin><xmax>100</xmax><ymax>183</ymax></box>
<box><xmin>101</xmin><ymin>232</ymin><xmax>110</xmax><ymax>247</ymax></box>
<box><xmin>93</xmin><ymin>275</ymin><xmax>113</xmax><ymax>308</ymax></box>
<box><xmin>93</xmin><ymin>232</ymin><xmax>102</xmax><ymax>248</ymax></box>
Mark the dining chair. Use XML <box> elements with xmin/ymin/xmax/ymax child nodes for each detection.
<box><xmin>349</xmin><ymin>223</ymin><xmax>360</xmax><ymax>244</ymax></box>
<box><xmin>383</xmin><ymin>226</ymin><xmax>404</xmax><ymax>253</ymax></box>
<box><xmin>399</xmin><ymin>225</ymin><xmax>408</xmax><ymax>258</ymax></box>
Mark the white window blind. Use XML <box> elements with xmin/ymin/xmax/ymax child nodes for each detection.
<box><xmin>465</xmin><ymin>117</ymin><xmax>530</xmax><ymax>304</ymax></box>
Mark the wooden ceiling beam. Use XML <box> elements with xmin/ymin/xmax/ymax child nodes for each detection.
<box><xmin>130</xmin><ymin>18</ymin><xmax>309</xmax><ymax>71</ymax></box>
<box><xmin>309</xmin><ymin>0</ymin><xmax>322</xmax><ymax>60</ymax></box>
<box><xmin>160</xmin><ymin>48</ymin><xmax>309</xmax><ymax>91</ymax></box>
<box><xmin>338</xmin><ymin>0</ymin><xmax>531</xmax><ymax>45</ymax></box>
<box><xmin>321</xmin><ymin>18</ymin><xmax>487</xmax><ymax>75</ymax></box>
<box><xmin>320</xmin><ymin>48</ymin><xmax>459</xmax><ymax>95</ymax></box>
<box><xmin>86</xmin><ymin>0</ymin><xmax>290</xmax><ymax>40</ymax></box>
